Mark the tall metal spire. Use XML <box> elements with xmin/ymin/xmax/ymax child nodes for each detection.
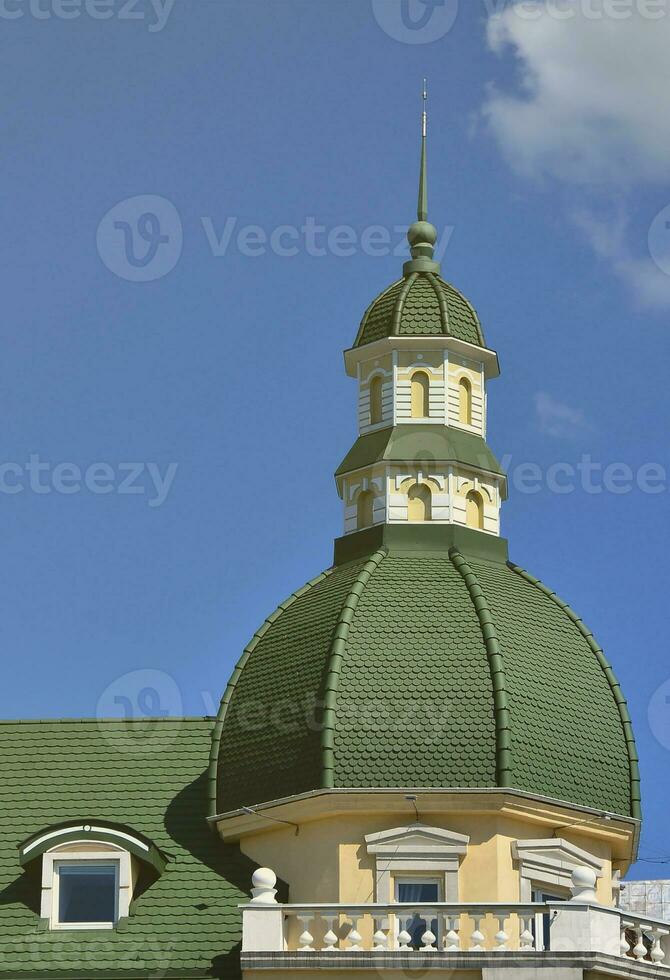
<box><xmin>404</xmin><ymin>78</ymin><xmax>440</xmax><ymax>278</ymax></box>
<box><xmin>418</xmin><ymin>78</ymin><xmax>428</xmax><ymax>222</ymax></box>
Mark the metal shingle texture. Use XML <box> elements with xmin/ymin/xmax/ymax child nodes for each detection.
<box><xmin>213</xmin><ymin>547</ymin><xmax>638</xmax><ymax>820</ymax></box>
<box><xmin>0</xmin><ymin>718</ymin><xmax>250</xmax><ymax>978</ymax></box>
<box><xmin>354</xmin><ymin>273</ymin><xmax>484</xmax><ymax>348</ymax></box>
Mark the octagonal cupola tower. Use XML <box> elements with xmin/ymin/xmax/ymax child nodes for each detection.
<box><xmin>337</xmin><ymin>91</ymin><xmax>505</xmax><ymax>542</ymax></box>
<box><xmin>209</xmin><ymin>93</ymin><xmax>641</xmax><ymax>892</ymax></box>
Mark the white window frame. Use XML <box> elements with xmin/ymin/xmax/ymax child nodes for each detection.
<box><xmin>41</xmin><ymin>842</ymin><xmax>132</xmax><ymax>930</ymax></box>
<box><xmin>365</xmin><ymin>824</ymin><xmax>469</xmax><ymax>903</ymax></box>
<box><xmin>394</xmin><ymin>875</ymin><xmax>443</xmax><ymax>948</ymax></box>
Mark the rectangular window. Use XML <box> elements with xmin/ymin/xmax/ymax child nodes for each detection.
<box><xmin>395</xmin><ymin>878</ymin><xmax>441</xmax><ymax>949</ymax></box>
<box><xmin>56</xmin><ymin>864</ymin><xmax>118</xmax><ymax>926</ymax></box>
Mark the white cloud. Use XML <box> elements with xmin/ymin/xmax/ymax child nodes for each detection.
<box><xmin>483</xmin><ymin>0</ymin><xmax>670</xmax><ymax>307</ymax></box>
<box><xmin>484</xmin><ymin>1</ymin><xmax>670</xmax><ymax>184</ymax></box>
<box><xmin>572</xmin><ymin>207</ymin><xmax>670</xmax><ymax>308</ymax></box>
<box><xmin>535</xmin><ymin>391</ymin><xmax>591</xmax><ymax>438</ymax></box>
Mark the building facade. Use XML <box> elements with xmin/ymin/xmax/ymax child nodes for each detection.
<box><xmin>0</xmin><ymin>112</ymin><xmax>663</xmax><ymax>980</ymax></box>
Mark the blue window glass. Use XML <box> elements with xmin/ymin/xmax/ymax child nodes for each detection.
<box><xmin>58</xmin><ymin>864</ymin><xmax>117</xmax><ymax>924</ymax></box>
<box><xmin>397</xmin><ymin>881</ymin><xmax>440</xmax><ymax>949</ymax></box>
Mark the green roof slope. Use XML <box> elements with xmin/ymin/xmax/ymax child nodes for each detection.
<box><xmin>354</xmin><ymin>273</ymin><xmax>485</xmax><ymax>349</ymax></box>
<box><xmin>212</xmin><ymin>541</ymin><xmax>640</xmax><ymax>821</ymax></box>
<box><xmin>0</xmin><ymin>718</ymin><xmax>251</xmax><ymax>979</ymax></box>
<box><xmin>336</xmin><ymin>425</ymin><xmax>506</xmax><ymax>484</ymax></box>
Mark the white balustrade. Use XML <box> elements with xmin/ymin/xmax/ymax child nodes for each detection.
<box><xmin>241</xmin><ymin>866</ymin><xmax>670</xmax><ymax>965</ymax></box>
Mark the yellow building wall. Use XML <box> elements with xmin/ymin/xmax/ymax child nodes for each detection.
<box><xmin>240</xmin><ymin>809</ymin><xmax>614</xmax><ymax>908</ymax></box>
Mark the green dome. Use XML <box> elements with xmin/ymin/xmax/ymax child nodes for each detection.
<box><xmin>211</xmin><ymin>536</ymin><xmax>640</xmax><ymax>820</ymax></box>
<box><xmin>354</xmin><ymin>272</ymin><xmax>486</xmax><ymax>349</ymax></box>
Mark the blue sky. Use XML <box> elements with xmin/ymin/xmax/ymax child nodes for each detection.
<box><xmin>2</xmin><ymin>0</ymin><xmax>669</xmax><ymax>876</ymax></box>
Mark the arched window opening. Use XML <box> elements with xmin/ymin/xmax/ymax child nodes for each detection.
<box><xmin>411</xmin><ymin>371</ymin><xmax>430</xmax><ymax>419</ymax></box>
<box><xmin>466</xmin><ymin>490</ymin><xmax>484</xmax><ymax>530</ymax></box>
<box><xmin>458</xmin><ymin>377</ymin><xmax>473</xmax><ymax>426</ymax></box>
<box><xmin>407</xmin><ymin>484</ymin><xmax>432</xmax><ymax>523</ymax></box>
<box><xmin>357</xmin><ymin>490</ymin><xmax>375</xmax><ymax>530</ymax></box>
<box><xmin>369</xmin><ymin>376</ymin><xmax>383</xmax><ymax>425</ymax></box>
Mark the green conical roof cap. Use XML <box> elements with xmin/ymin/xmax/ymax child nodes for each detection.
<box><xmin>354</xmin><ymin>274</ymin><xmax>486</xmax><ymax>349</ymax></box>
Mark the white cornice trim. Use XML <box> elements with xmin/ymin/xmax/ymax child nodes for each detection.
<box><xmin>344</xmin><ymin>337</ymin><xmax>500</xmax><ymax>380</ymax></box>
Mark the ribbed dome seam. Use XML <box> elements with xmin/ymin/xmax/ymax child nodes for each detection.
<box><xmin>425</xmin><ymin>272</ymin><xmax>449</xmax><ymax>335</ymax></box>
<box><xmin>208</xmin><ymin>567</ymin><xmax>336</xmax><ymax>818</ymax></box>
<box><xmin>507</xmin><ymin>562</ymin><xmax>642</xmax><ymax>821</ymax></box>
<box><xmin>450</xmin><ymin>548</ymin><xmax>513</xmax><ymax>787</ymax></box>
<box><xmin>320</xmin><ymin>548</ymin><xmax>388</xmax><ymax>789</ymax></box>
<box><xmin>392</xmin><ymin>274</ymin><xmax>418</xmax><ymax>336</ymax></box>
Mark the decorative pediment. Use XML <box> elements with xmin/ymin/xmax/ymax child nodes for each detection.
<box><xmin>365</xmin><ymin>823</ymin><xmax>469</xmax><ymax>858</ymax></box>
<box><xmin>365</xmin><ymin>824</ymin><xmax>470</xmax><ymax>902</ymax></box>
<box><xmin>512</xmin><ymin>837</ymin><xmax>603</xmax><ymax>900</ymax></box>
<box><xmin>512</xmin><ymin>838</ymin><xmax>603</xmax><ymax>876</ymax></box>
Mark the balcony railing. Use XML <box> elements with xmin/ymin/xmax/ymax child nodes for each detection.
<box><xmin>241</xmin><ymin>867</ymin><xmax>670</xmax><ymax>966</ymax></box>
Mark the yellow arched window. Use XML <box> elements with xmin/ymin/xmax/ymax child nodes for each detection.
<box><xmin>369</xmin><ymin>376</ymin><xmax>383</xmax><ymax>425</ymax></box>
<box><xmin>357</xmin><ymin>490</ymin><xmax>375</xmax><ymax>530</ymax></box>
<box><xmin>466</xmin><ymin>490</ymin><xmax>484</xmax><ymax>530</ymax></box>
<box><xmin>411</xmin><ymin>371</ymin><xmax>430</xmax><ymax>419</ymax></box>
<box><xmin>458</xmin><ymin>377</ymin><xmax>473</xmax><ymax>426</ymax></box>
<box><xmin>407</xmin><ymin>483</ymin><xmax>432</xmax><ymax>522</ymax></box>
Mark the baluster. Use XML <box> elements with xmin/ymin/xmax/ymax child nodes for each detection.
<box><xmin>494</xmin><ymin>912</ymin><xmax>509</xmax><ymax>951</ymax></box>
<box><xmin>650</xmin><ymin>927</ymin><xmax>668</xmax><ymax>964</ymax></box>
<box><xmin>421</xmin><ymin>911</ymin><xmax>437</xmax><ymax>952</ymax></box>
<box><xmin>321</xmin><ymin>915</ymin><xmax>338</xmax><ymax>952</ymax></box>
<box><xmin>519</xmin><ymin>915</ymin><xmax>535</xmax><ymax>951</ymax></box>
<box><xmin>469</xmin><ymin>913</ymin><xmax>486</xmax><ymax>951</ymax></box>
<box><xmin>621</xmin><ymin>921</ymin><xmax>633</xmax><ymax>957</ymax></box>
<box><xmin>372</xmin><ymin>918</ymin><xmax>388</xmax><ymax>951</ymax></box>
<box><xmin>633</xmin><ymin>925</ymin><xmax>648</xmax><ymax>961</ymax></box>
<box><xmin>347</xmin><ymin>915</ymin><xmax>363</xmax><ymax>952</ymax></box>
<box><xmin>444</xmin><ymin>915</ymin><xmax>460</xmax><ymax>951</ymax></box>
<box><xmin>298</xmin><ymin>914</ymin><xmax>315</xmax><ymax>952</ymax></box>
<box><xmin>397</xmin><ymin>928</ymin><xmax>412</xmax><ymax>951</ymax></box>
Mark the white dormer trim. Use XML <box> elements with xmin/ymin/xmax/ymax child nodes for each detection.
<box><xmin>365</xmin><ymin>824</ymin><xmax>470</xmax><ymax>902</ymax></box>
<box><xmin>512</xmin><ymin>837</ymin><xmax>604</xmax><ymax>901</ymax></box>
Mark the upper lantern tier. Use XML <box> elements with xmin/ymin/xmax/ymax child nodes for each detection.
<box><xmin>354</xmin><ymin>272</ymin><xmax>486</xmax><ymax>350</ymax></box>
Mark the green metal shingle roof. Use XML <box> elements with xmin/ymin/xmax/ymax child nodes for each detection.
<box><xmin>212</xmin><ymin>542</ymin><xmax>640</xmax><ymax>821</ymax></box>
<box><xmin>335</xmin><ymin>424</ymin><xmax>506</xmax><ymax>486</ymax></box>
<box><xmin>0</xmin><ymin>718</ymin><xmax>251</xmax><ymax>979</ymax></box>
<box><xmin>354</xmin><ymin>273</ymin><xmax>485</xmax><ymax>349</ymax></box>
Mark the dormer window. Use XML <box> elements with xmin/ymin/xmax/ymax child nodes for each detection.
<box><xmin>18</xmin><ymin>821</ymin><xmax>167</xmax><ymax>932</ymax></box>
<box><xmin>53</xmin><ymin>858</ymin><xmax>120</xmax><ymax>929</ymax></box>
<box><xmin>43</xmin><ymin>843</ymin><xmax>129</xmax><ymax>930</ymax></box>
